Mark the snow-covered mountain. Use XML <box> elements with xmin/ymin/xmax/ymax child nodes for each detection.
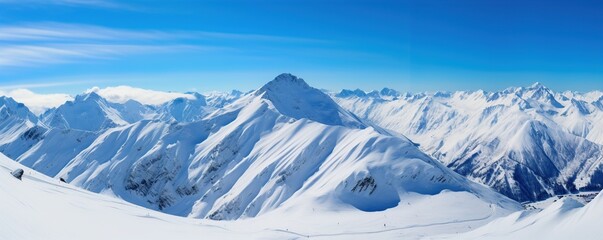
<box><xmin>156</xmin><ymin>92</ymin><xmax>212</xmax><ymax>123</ymax></box>
<box><xmin>333</xmin><ymin>83</ymin><xmax>603</xmax><ymax>202</ymax></box>
<box><xmin>204</xmin><ymin>90</ymin><xmax>245</xmax><ymax>109</ymax></box>
<box><xmin>0</xmin><ymin>149</ymin><xmax>522</xmax><ymax>240</ymax></box>
<box><xmin>0</xmin><ymin>73</ymin><xmax>519</xmax><ymax>223</ymax></box>
<box><xmin>39</xmin><ymin>90</ymin><xmax>244</xmax><ymax>129</ymax></box>
<box><xmin>41</xmin><ymin>92</ymin><xmax>146</xmax><ymax>132</ymax></box>
<box><xmin>0</xmin><ymin>96</ymin><xmax>41</xmax><ymax>159</ymax></box>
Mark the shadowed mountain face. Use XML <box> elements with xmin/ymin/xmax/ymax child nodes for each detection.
<box><xmin>0</xmin><ymin>74</ymin><xmax>518</xmax><ymax>220</ymax></box>
<box><xmin>333</xmin><ymin>84</ymin><xmax>603</xmax><ymax>202</ymax></box>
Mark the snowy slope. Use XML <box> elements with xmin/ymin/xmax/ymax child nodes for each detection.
<box><xmin>0</xmin><ymin>74</ymin><xmax>520</xmax><ymax>223</ymax></box>
<box><xmin>333</xmin><ymin>83</ymin><xmax>603</xmax><ymax>202</ymax></box>
<box><xmin>436</xmin><ymin>190</ymin><xmax>603</xmax><ymax>240</ymax></box>
<box><xmin>0</xmin><ymin>154</ymin><xmax>241</xmax><ymax>240</ymax></box>
<box><xmin>0</xmin><ymin>152</ymin><xmax>521</xmax><ymax>240</ymax></box>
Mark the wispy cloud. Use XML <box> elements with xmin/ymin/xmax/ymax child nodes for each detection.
<box><xmin>0</xmin><ymin>22</ymin><xmax>328</xmax><ymax>68</ymax></box>
<box><xmin>0</xmin><ymin>22</ymin><xmax>201</xmax><ymax>67</ymax></box>
<box><xmin>86</xmin><ymin>85</ymin><xmax>195</xmax><ymax>105</ymax></box>
<box><xmin>0</xmin><ymin>44</ymin><xmax>204</xmax><ymax>67</ymax></box>
<box><xmin>0</xmin><ymin>80</ymin><xmax>91</xmax><ymax>90</ymax></box>
<box><xmin>0</xmin><ymin>22</ymin><xmax>325</xmax><ymax>43</ymax></box>
<box><xmin>0</xmin><ymin>23</ymin><xmax>166</xmax><ymax>41</ymax></box>
<box><xmin>0</xmin><ymin>0</ymin><xmax>136</xmax><ymax>10</ymax></box>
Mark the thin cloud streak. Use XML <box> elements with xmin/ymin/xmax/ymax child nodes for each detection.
<box><xmin>0</xmin><ymin>22</ymin><xmax>329</xmax><ymax>68</ymax></box>
<box><xmin>0</xmin><ymin>0</ymin><xmax>137</xmax><ymax>10</ymax></box>
<box><xmin>0</xmin><ymin>22</ymin><xmax>329</xmax><ymax>44</ymax></box>
<box><xmin>0</xmin><ymin>80</ymin><xmax>92</xmax><ymax>90</ymax></box>
<box><xmin>0</xmin><ymin>44</ymin><xmax>206</xmax><ymax>67</ymax></box>
<box><xmin>0</xmin><ymin>23</ymin><xmax>175</xmax><ymax>42</ymax></box>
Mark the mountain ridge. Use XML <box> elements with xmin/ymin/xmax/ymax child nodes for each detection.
<box><xmin>333</xmin><ymin>82</ymin><xmax>603</xmax><ymax>202</ymax></box>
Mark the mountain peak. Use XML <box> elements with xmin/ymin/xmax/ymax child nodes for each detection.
<box><xmin>74</xmin><ymin>91</ymin><xmax>104</xmax><ymax>103</ymax></box>
<box><xmin>0</xmin><ymin>96</ymin><xmax>19</xmax><ymax>106</ymax></box>
<box><xmin>524</xmin><ymin>82</ymin><xmax>564</xmax><ymax>108</ymax></box>
<box><xmin>230</xmin><ymin>90</ymin><xmax>243</xmax><ymax>97</ymax></box>
<box><xmin>257</xmin><ymin>73</ymin><xmax>365</xmax><ymax>128</ymax></box>
<box><xmin>335</xmin><ymin>88</ymin><xmax>401</xmax><ymax>99</ymax></box>
<box><xmin>43</xmin><ymin>91</ymin><xmax>127</xmax><ymax>131</ymax></box>
<box><xmin>260</xmin><ymin>73</ymin><xmax>310</xmax><ymax>92</ymax></box>
<box><xmin>380</xmin><ymin>87</ymin><xmax>399</xmax><ymax>97</ymax></box>
<box><xmin>529</xmin><ymin>82</ymin><xmax>548</xmax><ymax>90</ymax></box>
<box><xmin>0</xmin><ymin>96</ymin><xmax>37</xmax><ymax>123</ymax></box>
<box><xmin>336</xmin><ymin>89</ymin><xmax>367</xmax><ymax>98</ymax></box>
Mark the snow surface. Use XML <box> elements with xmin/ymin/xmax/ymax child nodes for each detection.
<box><xmin>0</xmin><ymin>151</ymin><xmax>518</xmax><ymax>240</ymax></box>
<box><xmin>433</xmin><ymin>191</ymin><xmax>603</xmax><ymax>240</ymax></box>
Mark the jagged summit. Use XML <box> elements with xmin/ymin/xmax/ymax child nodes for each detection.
<box><xmin>258</xmin><ymin>74</ymin><xmax>310</xmax><ymax>98</ymax></box>
<box><xmin>335</xmin><ymin>87</ymin><xmax>401</xmax><ymax>100</ymax></box>
<box><xmin>181</xmin><ymin>92</ymin><xmax>207</xmax><ymax>105</ymax></box>
<box><xmin>0</xmin><ymin>96</ymin><xmax>29</xmax><ymax>111</ymax></box>
<box><xmin>0</xmin><ymin>96</ymin><xmax>37</xmax><ymax>120</ymax></box>
<box><xmin>336</xmin><ymin>89</ymin><xmax>367</xmax><ymax>98</ymax></box>
<box><xmin>259</xmin><ymin>73</ymin><xmax>310</xmax><ymax>92</ymax></box>
<box><xmin>230</xmin><ymin>90</ymin><xmax>243</xmax><ymax>96</ymax></box>
<box><xmin>0</xmin><ymin>96</ymin><xmax>23</xmax><ymax>106</ymax></box>
<box><xmin>524</xmin><ymin>82</ymin><xmax>554</xmax><ymax>95</ymax></box>
<box><xmin>157</xmin><ymin>92</ymin><xmax>211</xmax><ymax>122</ymax></box>
<box><xmin>529</xmin><ymin>82</ymin><xmax>547</xmax><ymax>89</ymax></box>
<box><xmin>42</xmin><ymin>92</ymin><xmax>130</xmax><ymax>132</ymax></box>
<box><xmin>380</xmin><ymin>87</ymin><xmax>400</xmax><ymax>97</ymax></box>
<box><xmin>256</xmin><ymin>73</ymin><xmax>365</xmax><ymax>128</ymax></box>
<box><xmin>74</xmin><ymin>91</ymin><xmax>104</xmax><ymax>102</ymax></box>
<box><xmin>521</xmin><ymin>82</ymin><xmax>564</xmax><ymax>108</ymax></box>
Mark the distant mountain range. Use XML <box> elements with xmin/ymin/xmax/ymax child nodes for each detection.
<box><xmin>333</xmin><ymin>83</ymin><xmax>603</xmax><ymax>202</ymax></box>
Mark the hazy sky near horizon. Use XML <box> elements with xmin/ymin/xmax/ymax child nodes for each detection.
<box><xmin>0</xmin><ymin>0</ymin><xmax>601</xmax><ymax>94</ymax></box>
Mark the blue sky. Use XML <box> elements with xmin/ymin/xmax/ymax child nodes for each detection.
<box><xmin>0</xmin><ymin>0</ymin><xmax>601</xmax><ymax>94</ymax></box>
